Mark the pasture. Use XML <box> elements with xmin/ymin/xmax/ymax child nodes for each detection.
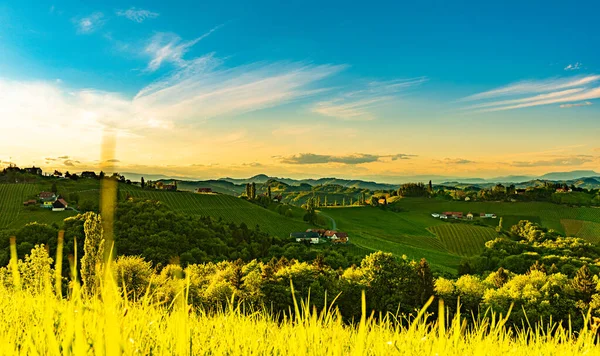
<box><xmin>321</xmin><ymin>198</ymin><xmax>600</xmax><ymax>273</ymax></box>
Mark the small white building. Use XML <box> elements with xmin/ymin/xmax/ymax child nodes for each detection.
<box><xmin>431</xmin><ymin>213</ymin><xmax>440</xmax><ymax>218</ymax></box>
<box><xmin>440</xmin><ymin>214</ymin><xmax>448</xmax><ymax>219</ymax></box>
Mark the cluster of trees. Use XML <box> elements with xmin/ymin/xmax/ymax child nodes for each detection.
<box><xmin>395</xmin><ymin>182</ymin><xmax>431</xmax><ymax>197</ymax></box>
<box><xmin>459</xmin><ymin>220</ymin><xmax>600</xmax><ymax>277</ymax></box>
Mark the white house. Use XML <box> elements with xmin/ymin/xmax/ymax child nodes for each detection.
<box><xmin>440</xmin><ymin>214</ymin><xmax>448</xmax><ymax>219</ymax></box>
<box><xmin>431</xmin><ymin>213</ymin><xmax>440</xmax><ymax>218</ymax></box>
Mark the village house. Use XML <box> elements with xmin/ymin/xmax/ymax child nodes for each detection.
<box><xmin>196</xmin><ymin>188</ymin><xmax>213</xmax><ymax>193</ymax></box>
<box><xmin>24</xmin><ymin>166</ymin><xmax>42</xmax><ymax>175</ymax></box>
<box><xmin>23</xmin><ymin>200</ymin><xmax>37</xmax><ymax>206</ymax></box>
<box><xmin>52</xmin><ymin>199</ymin><xmax>68</xmax><ymax>212</ymax></box>
<box><xmin>273</xmin><ymin>195</ymin><xmax>283</xmax><ymax>203</ymax></box>
<box><xmin>162</xmin><ymin>182</ymin><xmax>178</xmax><ymax>191</ymax></box>
<box><xmin>81</xmin><ymin>171</ymin><xmax>97</xmax><ymax>179</ymax></box>
<box><xmin>466</xmin><ymin>212</ymin><xmax>474</xmax><ymax>220</ymax></box>
<box><xmin>306</xmin><ymin>228</ymin><xmax>327</xmax><ymax>236</ymax></box>
<box><xmin>331</xmin><ymin>232</ymin><xmax>349</xmax><ymax>244</ymax></box>
<box><xmin>431</xmin><ymin>213</ymin><xmax>440</xmax><ymax>218</ymax></box>
<box><xmin>480</xmin><ymin>213</ymin><xmax>497</xmax><ymax>218</ymax></box>
<box><xmin>290</xmin><ymin>232</ymin><xmax>320</xmax><ymax>244</ymax></box>
<box><xmin>556</xmin><ymin>187</ymin><xmax>573</xmax><ymax>193</ymax></box>
<box><xmin>39</xmin><ymin>192</ymin><xmax>57</xmax><ymax>201</ymax></box>
<box><xmin>378</xmin><ymin>198</ymin><xmax>387</xmax><ymax>205</ymax></box>
<box><xmin>444</xmin><ymin>211</ymin><xmax>463</xmax><ymax>219</ymax></box>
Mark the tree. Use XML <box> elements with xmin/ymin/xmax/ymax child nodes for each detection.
<box><xmin>572</xmin><ymin>265</ymin><xmax>596</xmax><ymax>302</ymax></box>
<box><xmin>51</xmin><ymin>182</ymin><xmax>58</xmax><ymax>194</ymax></box>
<box><xmin>415</xmin><ymin>258</ymin><xmax>434</xmax><ymax>305</ymax></box>
<box><xmin>428</xmin><ymin>180</ymin><xmax>433</xmax><ymax>194</ymax></box>
<box><xmin>141</xmin><ymin>177</ymin><xmax>145</xmax><ymax>189</ymax></box>
<box><xmin>251</xmin><ymin>182</ymin><xmax>256</xmax><ymax>200</ymax></box>
<box><xmin>267</xmin><ymin>186</ymin><xmax>272</xmax><ymax>200</ymax></box>
<box><xmin>491</xmin><ymin>267</ymin><xmax>509</xmax><ymax>288</ymax></box>
<box><xmin>81</xmin><ymin>213</ymin><xmax>105</xmax><ymax>296</ymax></box>
<box><xmin>99</xmin><ymin>171</ymin><xmax>105</xmax><ymax>179</ymax></box>
<box><xmin>370</xmin><ymin>196</ymin><xmax>379</xmax><ymax>206</ymax></box>
<box><xmin>496</xmin><ymin>217</ymin><xmax>503</xmax><ymax>233</ymax></box>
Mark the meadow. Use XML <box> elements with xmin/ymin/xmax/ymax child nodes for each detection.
<box><xmin>321</xmin><ymin>198</ymin><xmax>600</xmax><ymax>273</ymax></box>
<box><xmin>1</xmin><ymin>273</ymin><xmax>599</xmax><ymax>355</ymax></box>
<box><xmin>0</xmin><ymin>181</ymin><xmax>311</xmax><ymax>238</ymax></box>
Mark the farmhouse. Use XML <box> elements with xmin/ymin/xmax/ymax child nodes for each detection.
<box><xmin>331</xmin><ymin>232</ymin><xmax>349</xmax><ymax>244</ymax></box>
<box><xmin>306</xmin><ymin>228</ymin><xmax>327</xmax><ymax>236</ymax></box>
<box><xmin>196</xmin><ymin>188</ymin><xmax>212</xmax><ymax>193</ymax></box>
<box><xmin>25</xmin><ymin>166</ymin><xmax>42</xmax><ymax>175</ymax></box>
<box><xmin>23</xmin><ymin>200</ymin><xmax>37</xmax><ymax>206</ymax></box>
<box><xmin>466</xmin><ymin>212</ymin><xmax>474</xmax><ymax>220</ymax></box>
<box><xmin>378</xmin><ymin>198</ymin><xmax>387</xmax><ymax>205</ymax></box>
<box><xmin>480</xmin><ymin>213</ymin><xmax>497</xmax><ymax>218</ymax></box>
<box><xmin>290</xmin><ymin>231</ymin><xmax>320</xmax><ymax>244</ymax></box>
<box><xmin>52</xmin><ymin>199</ymin><xmax>68</xmax><ymax>212</ymax></box>
<box><xmin>323</xmin><ymin>230</ymin><xmax>337</xmax><ymax>238</ymax></box>
<box><xmin>431</xmin><ymin>213</ymin><xmax>440</xmax><ymax>218</ymax></box>
<box><xmin>81</xmin><ymin>171</ymin><xmax>97</xmax><ymax>179</ymax></box>
<box><xmin>39</xmin><ymin>192</ymin><xmax>56</xmax><ymax>201</ymax></box>
<box><xmin>556</xmin><ymin>187</ymin><xmax>573</xmax><ymax>193</ymax></box>
<box><xmin>162</xmin><ymin>182</ymin><xmax>177</xmax><ymax>191</ymax></box>
<box><xmin>444</xmin><ymin>211</ymin><xmax>463</xmax><ymax>219</ymax></box>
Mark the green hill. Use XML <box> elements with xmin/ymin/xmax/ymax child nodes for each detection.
<box><xmin>320</xmin><ymin>198</ymin><xmax>600</xmax><ymax>274</ymax></box>
<box><xmin>0</xmin><ymin>181</ymin><xmax>313</xmax><ymax>238</ymax></box>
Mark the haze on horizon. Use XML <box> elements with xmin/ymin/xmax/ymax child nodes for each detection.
<box><xmin>1</xmin><ymin>0</ymin><xmax>599</xmax><ymax>181</ymax></box>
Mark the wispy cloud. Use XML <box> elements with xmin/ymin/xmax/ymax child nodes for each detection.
<box><xmin>312</xmin><ymin>77</ymin><xmax>427</xmax><ymax>120</ymax></box>
<box><xmin>437</xmin><ymin>158</ymin><xmax>476</xmax><ymax>165</ymax></box>
<box><xmin>279</xmin><ymin>153</ymin><xmax>415</xmax><ymax>165</ymax></box>
<box><xmin>564</xmin><ymin>62</ymin><xmax>582</xmax><ymax>71</ymax></box>
<box><xmin>511</xmin><ymin>155</ymin><xmax>595</xmax><ymax>167</ymax></box>
<box><xmin>74</xmin><ymin>12</ymin><xmax>104</xmax><ymax>34</ymax></box>
<box><xmin>460</xmin><ymin>75</ymin><xmax>600</xmax><ymax>112</ymax></box>
<box><xmin>560</xmin><ymin>101</ymin><xmax>592</xmax><ymax>108</ymax></box>
<box><xmin>145</xmin><ymin>26</ymin><xmax>223</xmax><ymax>71</ymax></box>
<box><xmin>116</xmin><ymin>7</ymin><xmax>159</xmax><ymax>23</ymax></box>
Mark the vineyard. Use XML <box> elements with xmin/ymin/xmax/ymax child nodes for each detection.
<box><xmin>120</xmin><ymin>188</ymin><xmax>312</xmax><ymax>238</ymax></box>
<box><xmin>561</xmin><ymin>219</ymin><xmax>600</xmax><ymax>244</ymax></box>
<box><xmin>427</xmin><ymin>224</ymin><xmax>498</xmax><ymax>256</ymax></box>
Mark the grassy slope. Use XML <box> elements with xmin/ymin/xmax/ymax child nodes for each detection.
<box><xmin>320</xmin><ymin>206</ymin><xmax>461</xmax><ymax>274</ymax></box>
<box><xmin>1</xmin><ymin>181</ymin><xmax>313</xmax><ymax>238</ymax></box>
<box><xmin>321</xmin><ymin>198</ymin><xmax>600</xmax><ymax>274</ymax></box>
<box><xmin>119</xmin><ymin>186</ymin><xmax>312</xmax><ymax>238</ymax></box>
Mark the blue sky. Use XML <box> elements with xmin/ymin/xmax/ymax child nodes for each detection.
<box><xmin>1</xmin><ymin>0</ymin><xmax>599</xmax><ymax>180</ymax></box>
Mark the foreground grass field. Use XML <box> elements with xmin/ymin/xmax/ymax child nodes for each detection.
<box><xmin>1</xmin><ymin>282</ymin><xmax>599</xmax><ymax>355</ymax></box>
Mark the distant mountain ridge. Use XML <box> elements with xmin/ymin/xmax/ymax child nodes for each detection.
<box><xmin>123</xmin><ymin>170</ymin><xmax>600</xmax><ymax>191</ymax></box>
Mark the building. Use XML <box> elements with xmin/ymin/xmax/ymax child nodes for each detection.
<box><xmin>431</xmin><ymin>213</ymin><xmax>440</xmax><ymax>218</ymax></box>
<box><xmin>23</xmin><ymin>200</ymin><xmax>37</xmax><ymax>206</ymax></box>
<box><xmin>323</xmin><ymin>230</ymin><xmax>337</xmax><ymax>238</ymax></box>
<box><xmin>378</xmin><ymin>198</ymin><xmax>387</xmax><ymax>205</ymax></box>
<box><xmin>444</xmin><ymin>211</ymin><xmax>463</xmax><ymax>219</ymax></box>
<box><xmin>52</xmin><ymin>198</ymin><xmax>68</xmax><ymax>212</ymax></box>
<box><xmin>331</xmin><ymin>232</ymin><xmax>349</xmax><ymax>244</ymax></box>
<box><xmin>39</xmin><ymin>192</ymin><xmax>57</xmax><ymax>201</ymax></box>
<box><xmin>81</xmin><ymin>171</ymin><xmax>97</xmax><ymax>179</ymax></box>
<box><xmin>163</xmin><ymin>182</ymin><xmax>178</xmax><ymax>191</ymax></box>
<box><xmin>465</xmin><ymin>197</ymin><xmax>471</xmax><ymax>201</ymax></box>
<box><xmin>480</xmin><ymin>213</ymin><xmax>497</xmax><ymax>218</ymax></box>
<box><xmin>196</xmin><ymin>188</ymin><xmax>212</xmax><ymax>193</ymax></box>
<box><xmin>273</xmin><ymin>195</ymin><xmax>283</xmax><ymax>203</ymax></box>
<box><xmin>24</xmin><ymin>166</ymin><xmax>42</xmax><ymax>175</ymax></box>
<box><xmin>440</xmin><ymin>214</ymin><xmax>448</xmax><ymax>219</ymax></box>
<box><xmin>466</xmin><ymin>212</ymin><xmax>474</xmax><ymax>220</ymax></box>
<box><xmin>306</xmin><ymin>229</ymin><xmax>327</xmax><ymax>236</ymax></box>
<box><xmin>290</xmin><ymin>232</ymin><xmax>320</xmax><ymax>244</ymax></box>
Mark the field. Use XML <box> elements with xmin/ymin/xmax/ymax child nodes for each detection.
<box><xmin>0</xmin><ymin>181</ymin><xmax>312</xmax><ymax>238</ymax></box>
<box><xmin>428</xmin><ymin>224</ymin><xmax>498</xmax><ymax>256</ymax></box>
<box><xmin>119</xmin><ymin>186</ymin><xmax>312</xmax><ymax>238</ymax></box>
<box><xmin>561</xmin><ymin>219</ymin><xmax>600</xmax><ymax>244</ymax></box>
<box><xmin>1</xmin><ymin>280</ymin><xmax>598</xmax><ymax>355</ymax></box>
<box><xmin>321</xmin><ymin>198</ymin><xmax>600</xmax><ymax>273</ymax></box>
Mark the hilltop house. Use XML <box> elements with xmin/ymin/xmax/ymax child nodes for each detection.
<box><xmin>163</xmin><ymin>182</ymin><xmax>178</xmax><ymax>191</ymax></box>
<box><xmin>81</xmin><ymin>171</ymin><xmax>97</xmax><ymax>179</ymax></box>
<box><xmin>25</xmin><ymin>166</ymin><xmax>42</xmax><ymax>175</ymax></box>
<box><xmin>290</xmin><ymin>232</ymin><xmax>320</xmax><ymax>244</ymax></box>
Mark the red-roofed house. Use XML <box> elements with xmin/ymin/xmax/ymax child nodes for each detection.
<box><xmin>324</xmin><ymin>230</ymin><xmax>337</xmax><ymax>238</ymax></box>
<box><xmin>331</xmin><ymin>232</ymin><xmax>348</xmax><ymax>244</ymax></box>
<box><xmin>52</xmin><ymin>198</ymin><xmax>68</xmax><ymax>212</ymax></box>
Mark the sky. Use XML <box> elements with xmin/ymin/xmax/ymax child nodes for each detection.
<box><xmin>0</xmin><ymin>0</ymin><xmax>599</xmax><ymax>181</ymax></box>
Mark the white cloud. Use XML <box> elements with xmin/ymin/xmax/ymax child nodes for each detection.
<box><xmin>461</xmin><ymin>75</ymin><xmax>600</xmax><ymax>102</ymax></box>
<box><xmin>312</xmin><ymin>78</ymin><xmax>427</xmax><ymax>120</ymax></box>
<box><xmin>564</xmin><ymin>62</ymin><xmax>582</xmax><ymax>71</ymax></box>
<box><xmin>116</xmin><ymin>7</ymin><xmax>159</xmax><ymax>23</ymax></box>
<box><xmin>460</xmin><ymin>75</ymin><xmax>600</xmax><ymax>112</ymax></box>
<box><xmin>145</xmin><ymin>26</ymin><xmax>223</xmax><ymax>71</ymax></box>
<box><xmin>560</xmin><ymin>101</ymin><xmax>592</xmax><ymax>108</ymax></box>
<box><xmin>74</xmin><ymin>12</ymin><xmax>104</xmax><ymax>34</ymax></box>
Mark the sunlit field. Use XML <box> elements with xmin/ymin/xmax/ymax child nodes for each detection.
<box><xmin>1</xmin><ymin>243</ymin><xmax>599</xmax><ymax>355</ymax></box>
